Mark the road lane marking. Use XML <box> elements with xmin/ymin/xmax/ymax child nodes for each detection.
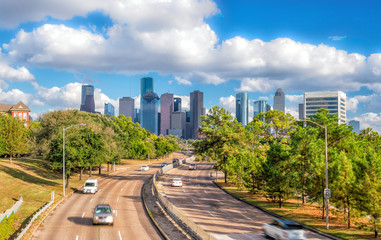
<box><xmin>238</xmin><ymin>212</ymin><xmax>251</xmax><ymax>220</ymax></box>
<box><xmin>208</xmin><ymin>211</ymin><xmax>217</xmax><ymax>218</ymax></box>
<box><xmin>191</xmin><ymin>199</ymin><xmax>197</xmax><ymax>203</ymax></box>
<box><xmin>99</xmin><ymin>189</ymin><xmax>102</xmax><ymax>192</ymax></box>
<box><xmin>116</xmin><ymin>210</ymin><xmax>118</xmax><ymax>217</ymax></box>
<box><xmin>117</xmin><ymin>196</ymin><xmax>119</xmax><ymax>202</ymax></box>
<box><xmin>75</xmin><ymin>235</ymin><xmax>78</xmax><ymax>240</ymax></box>
<box><xmin>183</xmin><ymin>189</ymin><xmax>186</xmax><ymax>193</ymax></box>
<box><xmin>90</xmin><ymin>198</ymin><xmax>93</xmax><ymax>203</ymax></box>
<box><xmin>217</xmin><ymin>200</ymin><xmax>223</xmax><ymax>204</ymax></box>
<box><xmin>81</xmin><ymin>212</ymin><xmax>85</xmax><ymax>218</ymax></box>
<box><xmin>120</xmin><ymin>188</ymin><xmax>123</xmax><ymax>192</ymax></box>
<box><xmin>118</xmin><ymin>231</ymin><xmax>123</xmax><ymax>240</ymax></box>
<box><xmin>204</xmin><ymin>190</ymin><xmax>208</xmax><ymax>194</ymax></box>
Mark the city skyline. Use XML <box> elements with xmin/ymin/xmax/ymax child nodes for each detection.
<box><xmin>0</xmin><ymin>1</ymin><xmax>381</xmax><ymax>131</ymax></box>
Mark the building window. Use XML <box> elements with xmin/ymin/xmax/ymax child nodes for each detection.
<box><xmin>18</xmin><ymin>112</ymin><xmax>22</xmax><ymax>118</ymax></box>
<box><xmin>23</xmin><ymin>113</ymin><xmax>27</xmax><ymax>119</ymax></box>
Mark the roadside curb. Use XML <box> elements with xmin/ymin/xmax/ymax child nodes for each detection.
<box><xmin>212</xmin><ymin>181</ymin><xmax>343</xmax><ymax>240</ymax></box>
<box><xmin>141</xmin><ymin>176</ymin><xmax>170</xmax><ymax>240</ymax></box>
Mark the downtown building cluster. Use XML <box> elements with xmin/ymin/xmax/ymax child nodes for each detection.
<box><xmin>80</xmin><ymin>77</ymin><xmax>204</xmax><ymax>139</ymax></box>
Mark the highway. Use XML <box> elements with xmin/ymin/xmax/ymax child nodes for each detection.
<box><xmin>31</xmin><ymin>165</ymin><xmax>162</xmax><ymax>240</ymax></box>
<box><xmin>159</xmin><ymin>162</ymin><xmax>330</xmax><ymax>240</ymax></box>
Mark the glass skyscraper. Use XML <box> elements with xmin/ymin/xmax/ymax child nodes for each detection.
<box><xmin>274</xmin><ymin>88</ymin><xmax>285</xmax><ymax>112</ymax></box>
<box><xmin>174</xmin><ymin>97</ymin><xmax>182</xmax><ymax>112</ymax></box>
<box><xmin>141</xmin><ymin>77</ymin><xmax>153</xmax><ymax>97</ymax></box>
<box><xmin>140</xmin><ymin>77</ymin><xmax>159</xmax><ymax>135</ymax></box>
<box><xmin>254</xmin><ymin>100</ymin><xmax>267</xmax><ymax>118</ymax></box>
<box><xmin>104</xmin><ymin>103</ymin><xmax>115</xmax><ymax>117</ymax></box>
<box><xmin>236</xmin><ymin>92</ymin><xmax>249</xmax><ymax>126</ymax></box>
<box><xmin>80</xmin><ymin>85</ymin><xmax>95</xmax><ymax>113</ymax></box>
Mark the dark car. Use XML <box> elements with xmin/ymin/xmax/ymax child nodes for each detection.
<box><xmin>161</xmin><ymin>162</ymin><xmax>168</xmax><ymax>167</ymax></box>
<box><xmin>172</xmin><ymin>158</ymin><xmax>179</xmax><ymax>164</ymax></box>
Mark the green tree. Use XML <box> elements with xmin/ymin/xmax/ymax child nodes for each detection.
<box><xmin>0</xmin><ymin>114</ymin><xmax>28</xmax><ymax>163</ymax></box>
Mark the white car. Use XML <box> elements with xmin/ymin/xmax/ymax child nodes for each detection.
<box><xmin>83</xmin><ymin>179</ymin><xmax>98</xmax><ymax>194</ymax></box>
<box><xmin>171</xmin><ymin>178</ymin><xmax>183</xmax><ymax>187</ymax></box>
<box><xmin>263</xmin><ymin>218</ymin><xmax>306</xmax><ymax>240</ymax></box>
<box><xmin>140</xmin><ymin>165</ymin><xmax>149</xmax><ymax>171</ymax></box>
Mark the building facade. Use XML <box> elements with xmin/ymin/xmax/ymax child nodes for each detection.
<box><xmin>304</xmin><ymin>91</ymin><xmax>347</xmax><ymax>123</ymax></box>
<box><xmin>273</xmin><ymin>88</ymin><xmax>285</xmax><ymax>112</ymax></box>
<box><xmin>80</xmin><ymin>85</ymin><xmax>95</xmax><ymax>113</ymax></box>
<box><xmin>119</xmin><ymin>97</ymin><xmax>135</xmax><ymax>120</ymax></box>
<box><xmin>235</xmin><ymin>92</ymin><xmax>249</xmax><ymax>126</ymax></box>
<box><xmin>254</xmin><ymin>100</ymin><xmax>267</xmax><ymax>118</ymax></box>
<box><xmin>104</xmin><ymin>103</ymin><xmax>115</xmax><ymax>117</ymax></box>
<box><xmin>299</xmin><ymin>103</ymin><xmax>305</xmax><ymax>120</ymax></box>
<box><xmin>170</xmin><ymin>111</ymin><xmax>186</xmax><ymax>138</ymax></box>
<box><xmin>349</xmin><ymin>120</ymin><xmax>360</xmax><ymax>134</ymax></box>
<box><xmin>141</xmin><ymin>91</ymin><xmax>159</xmax><ymax>135</ymax></box>
<box><xmin>174</xmin><ymin>97</ymin><xmax>182</xmax><ymax>112</ymax></box>
<box><xmin>190</xmin><ymin>90</ymin><xmax>204</xmax><ymax>139</ymax></box>
<box><xmin>0</xmin><ymin>101</ymin><xmax>31</xmax><ymax>128</ymax></box>
<box><xmin>160</xmin><ymin>93</ymin><xmax>174</xmax><ymax>136</ymax></box>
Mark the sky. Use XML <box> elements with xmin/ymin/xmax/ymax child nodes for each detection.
<box><xmin>0</xmin><ymin>0</ymin><xmax>381</xmax><ymax>131</ymax></box>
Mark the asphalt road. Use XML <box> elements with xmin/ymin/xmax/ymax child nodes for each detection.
<box><xmin>31</xmin><ymin>165</ymin><xmax>162</xmax><ymax>240</ymax></box>
<box><xmin>160</xmin><ymin>162</ymin><xmax>330</xmax><ymax>240</ymax></box>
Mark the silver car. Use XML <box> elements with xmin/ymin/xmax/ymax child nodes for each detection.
<box><xmin>93</xmin><ymin>204</ymin><xmax>114</xmax><ymax>225</ymax></box>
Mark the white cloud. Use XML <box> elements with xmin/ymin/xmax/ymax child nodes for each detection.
<box><xmin>286</xmin><ymin>94</ymin><xmax>303</xmax><ymax>103</ymax></box>
<box><xmin>0</xmin><ymin>48</ymin><xmax>35</xmax><ymax>83</ymax></box>
<box><xmin>0</xmin><ymin>80</ymin><xmax>9</xmax><ymax>89</ymax></box>
<box><xmin>353</xmin><ymin>112</ymin><xmax>381</xmax><ymax>133</ymax></box>
<box><xmin>174</xmin><ymin>95</ymin><xmax>190</xmax><ymax>111</ymax></box>
<box><xmin>218</xmin><ymin>95</ymin><xmax>236</xmax><ymax>117</ymax></box>
<box><xmin>0</xmin><ymin>88</ymin><xmax>32</xmax><ymax>104</ymax></box>
<box><xmin>259</xmin><ymin>96</ymin><xmax>269</xmax><ymax>100</ymax></box>
<box><xmin>286</xmin><ymin>107</ymin><xmax>299</xmax><ymax>119</ymax></box>
<box><xmin>329</xmin><ymin>36</ymin><xmax>347</xmax><ymax>41</ymax></box>
<box><xmin>175</xmin><ymin>76</ymin><xmax>192</xmax><ymax>86</ymax></box>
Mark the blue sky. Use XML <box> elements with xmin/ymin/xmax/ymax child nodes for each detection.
<box><xmin>0</xmin><ymin>0</ymin><xmax>381</xmax><ymax>131</ymax></box>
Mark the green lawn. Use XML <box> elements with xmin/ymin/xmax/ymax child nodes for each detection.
<box><xmin>216</xmin><ymin>180</ymin><xmax>376</xmax><ymax>240</ymax></box>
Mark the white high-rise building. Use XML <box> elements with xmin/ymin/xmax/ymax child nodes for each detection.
<box><xmin>304</xmin><ymin>91</ymin><xmax>346</xmax><ymax>124</ymax></box>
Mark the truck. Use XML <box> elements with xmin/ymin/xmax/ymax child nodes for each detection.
<box><xmin>83</xmin><ymin>179</ymin><xmax>98</xmax><ymax>194</ymax></box>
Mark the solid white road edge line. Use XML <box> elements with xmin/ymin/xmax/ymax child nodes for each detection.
<box><xmin>118</xmin><ymin>231</ymin><xmax>123</xmax><ymax>240</ymax></box>
<box><xmin>208</xmin><ymin>211</ymin><xmax>217</xmax><ymax>218</ymax></box>
<box><xmin>191</xmin><ymin>199</ymin><xmax>197</xmax><ymax>203</ymax></box>
<box><xmin>117</xmin><ymin>196</ymin><xmax>119</xmax><ymax>202</ymax></box>
<box><xmin>90</xmin><ymin>198</ymin><xmax>93</xmax><ymax>203</ymax></box>
<box><xmin>238</xmin><ymin>212</ymin><xmax>251</xmax><ymax>220</ymax></box>
<box><xmin>75</xmin><ymin>235</ymin><xmax>78</xmax><ymax>240</ymax></box>
<box><xmin>81</xmin><ymin>212</ymin><xmax>85</xmax><ymax>218</ymax></box>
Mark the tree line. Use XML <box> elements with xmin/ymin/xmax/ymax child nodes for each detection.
<box><xmin>0</xmin><ymin>110</ymin><xmax>178</xmax><ymax>187</ymax></box>
<box><xmin>194</xmin><ymin>106</ymin><xmax>381</xmax><ymax>233</ymax></box>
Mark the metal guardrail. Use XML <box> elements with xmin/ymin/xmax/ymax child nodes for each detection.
<box><xmin>153</xmin><ymin>156</ymin><xmax>218</xmax><ymax>240</ymax></box>
<box><xmin>0</xmin><ymin>195</ymin><xmax>23</xmax><ymax>223</ymax></box>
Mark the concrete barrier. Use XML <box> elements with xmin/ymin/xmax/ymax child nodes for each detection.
<box><xmin>0</xmin><ymin>195</ymin><xmax>23</xmax><ymax>223</ymax></box>
<box><xmin>153</xmin><ymin>156</ymin><xmax>218</xmax><ymax>240</ymax></box>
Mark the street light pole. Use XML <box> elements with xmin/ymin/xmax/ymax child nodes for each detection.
<box><xmin>63</xmin><ymin>124</ymin><xmax>86</xmax><ymax>197</ymax></box>
<box><xmin>301</xmin><ymin>119</ymin><xmax>329</xmax><ymax>229</ymax></box>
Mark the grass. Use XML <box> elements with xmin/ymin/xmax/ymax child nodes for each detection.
<box><xmin>216</xmin><ymin>180</ymin><xmax>377</xmax><ymax>240</ymax></box>
<box><xmin>0</xmin><ymin>153</ymin><xmax>182</xmax><ymax>239</ymax></box>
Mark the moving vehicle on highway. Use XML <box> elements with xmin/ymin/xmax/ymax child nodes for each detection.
<box><xmin>172</xmin><ymin>158</ymin><xmax>178</xmax><ymax>164</ymax></box>
<box><xmin>189</xmin><ymin>163</ymin><xmax>196</xmax><ymax>170</ymax></box>
<box><xmin>171</xmin><ymin>178</ymin><xmax>183</xmax><ymax>187</ymax></box>
<box><xmin>141</xmin><ymin>165</ymin><xmax>149</xmax><ymax>171</ymax></box>
<box><xmin>93</xmin><ymin>204</ymin><xmax>114</xmax><ymax>225</ymax></box>
<box><xmin>161</xmin><ymin>162</ymin><xmax>168</xmax><ymax>167</ymax></box>
<box><xmin>83</xmin><ymin>179</ymin><xmax>98</xmax><ymax>194</ymax></box>
<box><xmin>263</xmin><ymin>218</ymin><xmax>305</xmax><ymax>240</ymax></box>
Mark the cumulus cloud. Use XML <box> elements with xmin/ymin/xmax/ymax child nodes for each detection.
<box><xmin>174</xmin><ymin>95</ymin><xmax>190</xmax><ymax>111</ymax></box>
<box><xmin>286</xmin><ymin>94</ymin><xmax>303</xmax><ymax>103</ymax></box>
<box><xmin>353</xmin><ymin>112</ymin><xmax>381</xmax><ymax>133</ymax></box>
<box><xmin>218</xmin><ymin>95</ymin><xmax>236</xmax><ymax>117</ymax></box>
<box><xmin>0</xmin><ymin>88</ymin><xmax>32</xmax><ymax>104</ymax></box>
<box><xmin>175</xmin><ymin>76</ymin><xmax>192</xmax><ymax>86</ymax></box>
<box><xmin>329</xmin><ymin>36</ymin><xmax>347</xmax><ymax>41</ymax></box>
<box><xmin>0</xmin><ymin>48</ymin><xmax>35</xmax><ymax>83</ymax></box>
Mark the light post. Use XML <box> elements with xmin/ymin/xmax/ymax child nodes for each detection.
<box><xmin>300</xmin><ymin>119</ymin><xmax>329</xmax><ymax>229</ymax></box>
<box><xmin>63</xmin><ymin>124</ymin><xmax>86</xmax><ymax>197</ymax></box>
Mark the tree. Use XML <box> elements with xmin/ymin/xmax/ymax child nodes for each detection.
<box><xmin>0</xmin><ymin>114</ymin><xmax>28</xmax><ymax>163</ymax></box>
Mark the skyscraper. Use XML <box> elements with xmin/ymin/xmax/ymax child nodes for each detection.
<box><xmin>304</xmin><ymin>91</ymin><xmax>346</xmax><ymax>123</ymax></box>
<box><xmin>236</xmin><ymin>92</ymin><xmax>249</xmax><ymax>126</ymax></box>
<box><xmin>141</xmin><ymin>91</ymin><xmax>159</xmax><ymax>135</ymax></box>
<box><xmin>119</xmin><ymin>97</ymin><xmax>135</xmax><ymax>120</ymax></box>
<box><xmin>169</xmin><ymin>111</ymin><xmax>186</xmax><ymax>138</ymax></box>
<box><xmin>254</xmin><ymin>100</ymin><xmax>267</xmax><ymax>118</ymax></box>
<box><xmin>160</xmin><ymin>93</ymin><xmax>174</xmax><ymax>136</ymax></box>
<box><xmin>299</xmin><ymin>103</ymin><xmax>305</xmax><ymax>120</ymax></box>
<box><xmin>174</xmin><ymin>97</ymin><xmax>182</xmax><ymax>112</ymax></box>
<box><xmin>349</xmin><ymin>120</ymin><xmax>360</xmax><ymax>134</ymax></box>
<box><xmin>140</xmin><ymin>77</ymin><xmax>153</xmax><ymax>97</ymax></box>
<box><xmin>104</xmin><ymin>103</ymin><xmax>115</xmax><ymax>117</ymax></box>
<box><xmin>273</xmin><ymin>88</ymin><xmax>285</xmax><ymax>112</ymax></box>
<box><xmin>190</xmin><ymin>90</ymin><xmax>204</xmax><ymax>139</ymax></box>
<box><xmin>80</xmin><ymin>85</ymin><xmax>95</xmax><ymax>113</ymax></box>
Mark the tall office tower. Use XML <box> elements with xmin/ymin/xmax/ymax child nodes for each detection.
<box><xmin>160</xmin><ymin>93</ymin><xmax>174</xmax><ymax>135</ymax></box>
<box><xmin>266</xmin><ymin>104</ymin><xmax>272</xmax><ymax>112</ymax></box>
<box><xmin>140</xmin><ymin>77</ymin><xmax>153</xmax><ymax>97</ymax></box>
<box><xmin>253</xmin><ymin>100</ymin><xmax>267</xmax><ymax>118</ymax></box>
<box><xmin>304</xmin><ymin>91</ymin><xmax>346</xmax><ymax>123</ymax></box>
<box><xmin>141</xmin><ymin>91</ymin><xmax>159</xmax><ymax>135</ymax></box>
<box><xmin>299</xmin><ymin>103</ymin><xmax>305</xmax><ymax>120</ymax></box>
<box><xmin>190</xmin><ymin>90</ymin><xmax>204</xmax><ymax>139</ymax></box>
<box><xmin>349</xmin><ymin>120</ymin><xmax>360</xmax><ymax>134</ymax></box>
<box><xmin>169</xmin><ymin>112</ymin><xmax>186</xmax><ymax>138</ymax></box>
<box><xmin>134</xmin><ymin>109</ymin><xmax>139</xmax><ymax>123</ymax></box>
<box><xmin>119</xmin><ymin>97</ymin><xmax>135</xmax><ymax>120</ymax></box>
<box><xmin>273</xmin><ymin>88</ymin><xmax>285</xmax><ymax>112</ymax></box>
<box><xmin>236</xmin><ymin>92</ymin><xmax>249</xmax><ymax>126</ymax></box>
<box><xmin>80</xmin><ymin>85</ymin><xmax>95</xmax><ymax>113</ymax></box>
<box><xmin>104</xmin><ymin>103</ymin><xmax>115</xmax><ymax>117</ymax></box>
<box><xmin>174</xmin><ymin>97</ymin><xmax>182</xmax><ymax>112</ymax></box>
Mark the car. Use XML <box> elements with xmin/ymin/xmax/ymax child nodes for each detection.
<box><xmin>93</xmin><ymin>204</ymin><xmax>114</xmax><ymax>225</ymax></box>
<box><xmin>263</xmin><ymin>218</ymin><xmax>306</xmax><ymax>240</ymax></box>
<box><xmin>172</xmin><ymin>158</ymin><xmax>179</xmax><ymax>164</ymax></box>
<box><xmin>161</xmin><ymin>162</ymin><xmax>168</xmax><ymax>167</ymax></box>
<box><xmin>171</xmin><ymin>178</ymin><xmax>183</xmax><ymax>187</ymax></box>
<box><xmin>83</xmin><ymin>179</ymin><xmax>98</xmax><ymax>194</ymax></box>
<box><xmin>189</xmin><ymin>163</ymin><xmax>196</xmax><ymax>170</ymax></box>
<box><xmin>140</xmin><ymin>165</ymin><xmax>149</xmax><ymax>171</ymax></box>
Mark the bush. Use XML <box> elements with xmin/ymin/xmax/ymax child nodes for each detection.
<box><xmin>0</xmin><ymin>213</ymin><xmax>17</xmax><ymax>240</ymax></box>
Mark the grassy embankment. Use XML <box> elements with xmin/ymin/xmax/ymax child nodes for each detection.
<box><xmin>216</xmin><ymin>179</ymin><xmax>377</xmax><ymax>240</ymax></box>
<box><xmin>0</xmin><ymin>154</ymin><xmax>175</xmax><ymax>239</ymax></box>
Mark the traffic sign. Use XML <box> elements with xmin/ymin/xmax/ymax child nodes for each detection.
<box><xmin>324</xmin><ymin>189</ymin><xmax>331</xmax><ymax>198</ymax></box>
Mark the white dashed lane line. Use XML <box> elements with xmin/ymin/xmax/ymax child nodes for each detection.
<box><xmin>81</xmin><ymin>212</ymin><xmax>85</xmax><ymax>218</ymax></box>
<box><xmin>118</xmin><ymin>231</ymin><xmax>123</xmax><ymax>240</ymax></box>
